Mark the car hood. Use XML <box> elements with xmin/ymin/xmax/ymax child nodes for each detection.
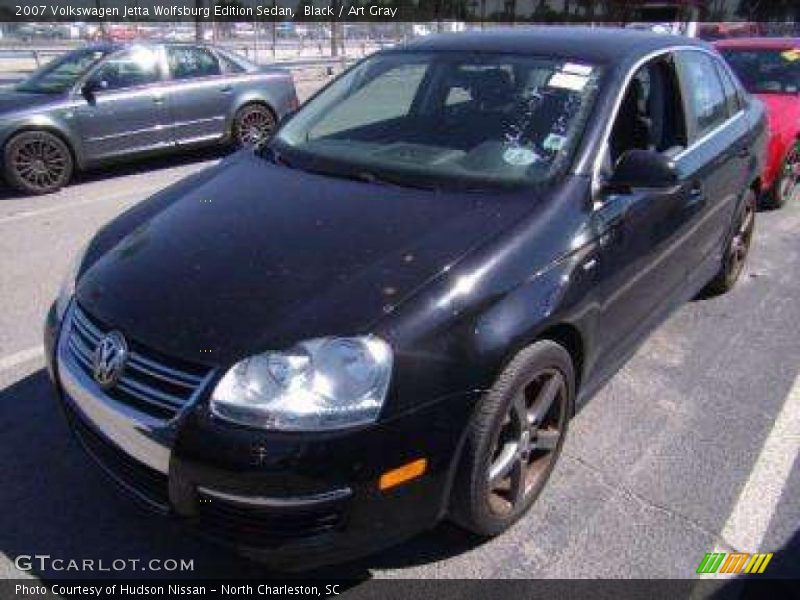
<box><xmin>0</xmin><ymin>87</ymin><xmax>63</xmax><ymax>115</ymax></box>
<box><xmin>758</xmin><ymin>93</ymin><xmax>800</xmax><ymax>138</ymax></box>
<box><xmin>77</xmin><ymin>153</ymin><xmax>535</xmax><ymax>366</ymax></box>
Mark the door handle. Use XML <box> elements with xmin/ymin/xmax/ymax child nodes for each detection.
<box><xmin>220</xmin><ymin>86</ymin><xmax>233</xmax><ymax>94</ymax></box>
<box><xmin>687</xmin><ymin>182</ymin><xmax>704</xmax><ymax>205</ymax></box>
<box><xmin>152</xmin><ymin>94</ymin><xmax>165</xmax><ymax>105</ymax></box>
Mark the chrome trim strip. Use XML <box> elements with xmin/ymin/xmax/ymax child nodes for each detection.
<box><xmin>124</xmin><ymin>359</ymin><xmax>199</xmax><ymax>389</ymax></box>
<box><xmin>196</xmin><ymin>486</ymin><xmax>352</xmax><ymax>509</ymax></box>
<box><xmin>671</xmin><ymin>110</ymin><xmax>745</xmax><ymax>162</ymax></box>
<box><xmin>127</xmin><ymin>351</ymin><xmax>204</xmax><ymax>386</ymax></box>
<box><xmin>115</xmin><ymin>380</ymin><xmax>186</xmax><ymax>412</ymax></box>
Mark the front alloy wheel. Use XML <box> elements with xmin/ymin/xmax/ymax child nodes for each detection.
<box><xmin>451</xmin><ymin>340</ymin><xmax>574</xmax><ymax>536</ymax></box>
<box><xmin>4</xmin><ymin>130</ymin><xmax>73</xmax><ymax>195</ymax></box>
<box><xmin>486</xmin><ymin>367</ymin><xmax>568</xmax><ymax>517</ymax></box>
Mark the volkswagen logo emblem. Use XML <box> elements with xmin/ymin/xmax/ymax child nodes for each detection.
<box><xmin>92</xmin><ymin>331</ymin><xmax>128</xmax><ymax>389</ymax></box>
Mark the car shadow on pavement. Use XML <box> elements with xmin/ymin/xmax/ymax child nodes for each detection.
<box><xmin>0</xmin><ymin>369</ymin><xmax>484</xmax><ymax>581</ymax></box>
<box><xmin>0</xmin><ymin>146</ymin><xmax>230</xmax><ymax>201</ymax></box>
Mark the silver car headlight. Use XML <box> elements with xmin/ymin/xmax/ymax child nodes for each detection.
<box><xmin>55</xmin><ymin>243</ymin><xmax>88</xmax><ymax>321</ymax></box>
<box><xmin>210</xmin><ymin>336</ymin><xmax>393</xmax><ymax>431</ymax></box>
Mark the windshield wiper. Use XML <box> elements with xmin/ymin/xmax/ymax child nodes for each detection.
<box><xmin>347</xmin><ymin>170</ymin><xmax>440</xmax><ymax>191</ymax></box>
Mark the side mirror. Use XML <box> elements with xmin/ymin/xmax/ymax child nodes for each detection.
<box><xmin>80</xmin><ymin>79</ymin><xmax>107</xmax><ymax>103</ymax></box>
<box><xmin>605</xmin><ymin>149</ymin><xmax>678</xmax><ymax>192</ymax></box>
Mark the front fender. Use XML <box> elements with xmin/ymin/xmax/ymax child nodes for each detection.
<box><xmin>0</xmin><ymin>111</ymin><xmax>85</xmax><ymax>168</ymax></box>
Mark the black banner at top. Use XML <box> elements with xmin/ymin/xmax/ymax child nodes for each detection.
<box><xmin>0</xmin><ymin>0</ymin><xmax>798</xmax><ymax>23</ymax></box>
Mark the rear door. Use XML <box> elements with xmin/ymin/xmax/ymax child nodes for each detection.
<box><xmin>164</xmin><ymin>45</ymin><xmax>234</xmax><ymax>145</ymax></box>
<box><xmin>673</xmin><ymin>49</ymin><xmax>751</xmax><ymax>287</ymax></box>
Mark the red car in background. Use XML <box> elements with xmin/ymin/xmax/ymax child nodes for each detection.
<box><xmin>716</xmin><ymin>38</ymin><xmax>800</xmax><ymax>208</ymax></box>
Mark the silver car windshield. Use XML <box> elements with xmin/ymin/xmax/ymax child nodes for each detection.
<box><xmin>272</xmin><ymin>51</ymin><xmax>602</xmax><ymax>190</ymax></box>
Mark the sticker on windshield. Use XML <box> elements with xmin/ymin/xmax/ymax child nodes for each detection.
<box><xmin>548</xmin><ymin>72</ymin><xmax>589</xmax><ymax>92</ymax></box>
<box><xmin>781</xmin><ymin>49</ymin><xmax>800</xmax><ymax>62</ymax></box>
<box><xmin>503</xmin><ymin>146</ymin><xmax>540</xmax><ymax>166</ymax></box>
<box><xmin>543</xmin><ymin>133</ymin><xmax>567</xmax><ymax>152</ymax></box>
<box><xmin>563</xmin><ymin>63</ymin><xmax>593</xmax><ymax>76</ymax></box>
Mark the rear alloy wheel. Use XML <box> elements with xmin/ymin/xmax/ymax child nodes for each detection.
<box><xmin>4</xmin><ymin>130</ymin><xmax>73</xmax><ymax>195</ymax></box>
<box><xmin>233</xmin><ymin>104</ymin><xmax>276</xmax><ymax>148</ymax></box>
<box><xmin>770</xmin><ymin>145</ymin><xmax>800</xmax><ymax>209</ymax></box>
<box><xmin>451</xmin><ymin>340</ymin><xmax>574</xmax><ymax>536</ymax></box>
<box><xmin>705</xmin><ymin>189</ymin><xmax>756</xmax><ymax>296</ymax></box>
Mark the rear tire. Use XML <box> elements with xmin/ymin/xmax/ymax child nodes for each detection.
<box><xmin>450</xmin><ymin>340</ymin><xmax>574</xmax><ymax>537</ymax></box>
<box><xmin>232</xmin><ymin>103</ymin><xmax>276</xmax><ymax>149</ymax></box>
<box><xmin>4</xmin><ymin>130</ymin><xmax>73</xmax><ymax>195</ymax></box>
<box><xmin>704</xmin><ymin>189</ymin><xmax>756</xmax><ymax>296</ymax></box>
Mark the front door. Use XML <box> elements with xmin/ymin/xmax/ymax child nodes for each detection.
<box><xmin>75</xmin><ymin>46</ymin><xmax>171</xmax><ymax>163</ymax></box>
<box><xmin>591</xmin><ymin>53</ymin><xmax>699</xmax><ymax>364</ymax></box>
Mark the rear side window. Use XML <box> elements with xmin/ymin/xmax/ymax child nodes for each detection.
<box><xmin>677</xmin><ymin>51</ymin><xmax>728</xmax><ymax>139</ymax></box>
<box><xmin>715</xmin><ymin>60</ymin><xmax>742</xmax><ymax>117</ymax></box>
<box><xmin>168</xmin><ymin>46</ymin><xmax>221</xmax><ymax>80</ymax></box>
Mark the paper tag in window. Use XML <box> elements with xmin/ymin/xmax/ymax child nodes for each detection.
<box><xmin>563</xmin><ymin>63</ymin><xmax>593</xmax><ymax>76</ymax></box>
<box><xmin>548</xmin><ymin>72</ymin><xmax>588</xmax><ymax>92</ymax></box>
<box><xmin>781</xmin><ymin>49</ymin><xmax>800</xmax><ymax>62</ymax></box>
<box><xmin>503</xmin><ymin>146</ymin><xmax>540</xmax><ymax>166</ymax></box>
<box><xmin>543</xmin><ymin>133</ymin><xmax>567</xmax><ymax>152</ymax></box>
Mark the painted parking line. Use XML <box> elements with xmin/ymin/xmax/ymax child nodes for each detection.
<box><xmin>705</xmin><ymin>370</ymin><xmax>800</xmax><ymax>575</ymax></box>
<box><xmin>0</xmin><ymin>345</ymin><xmax>43</xmax><ymax>372</ymax></box>
<box><xmin>0</xmin><ymin>192</ymin><xmax>143</xmax><ymax>226</ymax></box>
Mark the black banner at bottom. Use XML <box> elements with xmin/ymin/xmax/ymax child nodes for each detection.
<box><xmin>2</xmin><ymin>579</ymin><xmax>799</xmax><ymax>600</ymax></box>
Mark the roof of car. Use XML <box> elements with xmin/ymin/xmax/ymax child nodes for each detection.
<box><xmin>713</xmin><ymin>37</ymin><xmax>800</xmax><ymax>50</ymax></box>
<box><xmin>401</xmin><ymin>26</ymin><xmax>708</xmax><ymax>63</ymax></box>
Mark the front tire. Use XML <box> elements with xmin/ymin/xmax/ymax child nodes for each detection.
<box><xmin>232</xmin><ymin>103</ymin><xmax>276</xmax><ymax>149</ymax></box>
<box><xmin>4</xmin><ymin>130</ymin><xmax>73</xmax><ymax>195</ymax></box>
<box><xmin>450</xmin><ymin>340</ymin><xmax>574</xmax><ymax>536</ymax></box>
<box><xmin>704</xmin><ymin>189</ymin><xmax>756</xmax><ymax>296</ymax></box>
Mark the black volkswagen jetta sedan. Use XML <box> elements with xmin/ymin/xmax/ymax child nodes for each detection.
<box><xmin>45</xmin><ymin>27</ymin><xmax>766</xmax><ymax>568</ymax></box>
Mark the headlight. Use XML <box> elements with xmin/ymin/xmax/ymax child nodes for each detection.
<box><xmin>210</xmin><ymin>336</ymin><xmax>393</xmax><ymax>431</ymax></box>
<box><xmin>55</xmin><ymin>243</ymin><xmax>88</xmax><ymax>321</ymax></box>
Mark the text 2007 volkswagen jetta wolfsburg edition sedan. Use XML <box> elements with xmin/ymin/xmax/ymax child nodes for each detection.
<box><xmin>45</xmin><ymin>28</ymin><xmax>766</xmax><ymax>568</ymax></box>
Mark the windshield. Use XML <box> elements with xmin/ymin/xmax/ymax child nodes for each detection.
<box><xmin>720</xmin><ymin>48</ymin><xmax>800</xmax><ymax>95</ymax></box>
<box><xmin>16</xmin><ymin>47</ymin><xmax>111</xmax><ymax>94</ymax></box>
<box><xmin>270</xmin><ymin>51</ymin><xmax>602</xmax><ymax>191</ymax></box>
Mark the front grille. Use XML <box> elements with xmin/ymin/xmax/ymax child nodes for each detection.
<box><xmin>193</xmin><ymin>491</ymin><xmax>347</xmax><ymax>548</ymax></box>
<box><xmin>67</xmin><ymin>304</ymin><xmax>212</xmax><ymax>420</ymax></box>
<box><xmin>64</xmin><ymin>401</ymin><xmax>170</xmax><ymax>510</ymax></box>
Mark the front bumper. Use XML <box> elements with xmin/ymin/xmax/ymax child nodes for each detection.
<box><xmin>46</xmin><ymin>303</ymin><xmax>476</xmax><ymax>569</ymax></box>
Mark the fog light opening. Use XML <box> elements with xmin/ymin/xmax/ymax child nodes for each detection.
<box><xmin>378</xmin><ymin>458</ymin><xmax>427</xmax><ymax>491</ymax></box>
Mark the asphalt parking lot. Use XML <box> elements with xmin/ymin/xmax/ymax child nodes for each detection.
<box><xmin>0</xmin><ymin>110</ymin><xmax>798</xmax><ymax>584</ymax></box>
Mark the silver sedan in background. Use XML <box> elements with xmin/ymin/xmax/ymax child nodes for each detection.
<box><xmin>0</xmin><ymin>42</ymin><xmax>298</xmax><ymax>194</ymax></box>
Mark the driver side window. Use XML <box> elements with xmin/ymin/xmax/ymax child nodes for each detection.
<box><xmin>89</xmin><ymin>47</ymin><xmax>161</xmax><ymax>92</ymax></box>
<box><xmin>606</xmin><ymin>55</ymin><xmax>688</xmax><ymax>170</ymax></box>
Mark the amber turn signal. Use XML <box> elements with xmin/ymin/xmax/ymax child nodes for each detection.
<box><xmin>378</xmin><ymin>458</ymin><xmax>427</xmax><ymax>491</ymax></box>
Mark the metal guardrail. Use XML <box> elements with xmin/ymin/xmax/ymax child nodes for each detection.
<box><xmin>0</xmin><ymin>39</ymin><xmax>396</xmax><ymax>67</ymax></box>
<box><xmin>0</xmin><ymin>48</ymin><xmax>65</xmax><ymax>67</ymax></box>
<box><xmin>0</xmin><ymin>50</ymin><xmax>357</xmax><ymax>75</ymax></box>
